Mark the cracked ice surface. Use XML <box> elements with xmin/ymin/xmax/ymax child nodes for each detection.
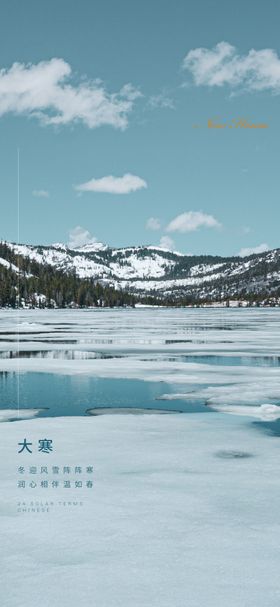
<box><xmin>0</xmin><ymin>308</ymin><xmax>279</xmax><ymax>413</ymax></box>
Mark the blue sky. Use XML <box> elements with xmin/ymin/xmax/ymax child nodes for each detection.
<box><xmin>0</xmin><ymin>0</ymin><xmax>279</xmax><ymax>256</ymax></box>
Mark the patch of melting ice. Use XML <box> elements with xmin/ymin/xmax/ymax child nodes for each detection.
<box><xmin>87</xmin><ymin>407</ymin><xmax>181</xmax><ymax>415</ymax></box>
<box><xmin>253</xmin><ymin>419</ymin><xmax>280</xmax><ymax>437</ymax></box>
<box><xmin>215</xmin><ymin>450</ymin><xmax>254</xmax><ymax>459</ymax></box>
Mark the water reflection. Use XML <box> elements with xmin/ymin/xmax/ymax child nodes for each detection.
<box><xmin>0</xmin><ymin>374</ymin><xmax>208</xmax><ymax>418</ymax></box>
<box><xmin>0</xmin><ymin>350</ymin><xmax>123</xmax><ymax>360</ymax></box>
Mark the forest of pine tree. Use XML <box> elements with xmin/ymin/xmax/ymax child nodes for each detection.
<box><xmin>0</xmin><ymin>242</ymin><xmax>136</xmax><ymax>308</ymax></box>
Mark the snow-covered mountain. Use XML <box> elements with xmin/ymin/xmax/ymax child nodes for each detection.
<box><xmin>3</xmin><ymin>241</ymin><xmax>280</xmax><ymax>301</ymax></box>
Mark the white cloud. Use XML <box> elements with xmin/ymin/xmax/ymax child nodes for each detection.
<box><xmin>0</xmin><ymin>59</ymin><xmax>140</xmax><ymax>129</ymax></box>
<box><xmin>32</xmin><ymin>189</ymin><xmax>49</xmax><ymax>198</ymax></box>
<box><xmin>68</xmin><ymin>226</ymin><xmax>97</xmax><ymax>249</ymax></box>
<box><xmin>166</xmin><ymin>211</ymin><xmax>221</xmax><ymax>233</ymax></box>
<box><xmin>183</xmin><ymin>41</ymin><xmax>280</xmax><ymax>92</ymax></box>
<box><xmin>146</xmin><ymin>217</ymin><xmax>161</xmax><ymax>230</ymax></box>
<box><xmin>75</xmin><ymin>173</ymin><xmax>147</xmax><ymax>195</ymax></box>
<box><xmin>238</xmin><ymin>243</ymin><xmax>269</xmax><ymax>257</ymax></box>
<box><xmin>148</xmin><ymin>93</ymin><xmax>175</xmax><ymax>110</ymax></box>
<box><xmin>159</xmin><ymin>236</ymin><xmax>175</xmax><ymax>251</ymax></box>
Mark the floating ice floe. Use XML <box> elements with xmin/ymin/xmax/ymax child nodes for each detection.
<box><xmin>0</xmin><ymin>408</ymin><xmax>45</xmax><ymax>422</ymax></box>
<box><xmin>87</xmin><ymin>407</ymin><xmax>181</xmax><ymax>415</ymax></box>
<box><xmin>209</xmin><ymin>403</ymin><xmax>280</xmax><ymax>420</ymax></box>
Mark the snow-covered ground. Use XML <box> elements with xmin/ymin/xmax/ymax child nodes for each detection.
<box><xmin>0</xmin><ymin>413</ymin><xmax>280</xmax><ymax>607</ymax></box>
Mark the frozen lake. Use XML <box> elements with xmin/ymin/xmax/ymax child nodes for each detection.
<box><xmin>1</xmin><ymin>307</ymin><xmax>280</xmax><ymax>606</ymax></box>
<box><xmin>0</xmin><ymin>307</ymin><xmax>279</xmax><ymax>427</ymax></box>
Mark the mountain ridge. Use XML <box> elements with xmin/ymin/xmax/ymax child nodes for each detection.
<box><xmin>1</xmin><ymin>240</ymin><xmax>279</xmax><ymax>304</ymax></box>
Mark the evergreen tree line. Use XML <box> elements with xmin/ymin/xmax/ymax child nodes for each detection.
<box><xmin>0</xmin><ymin>243</ymin><xmax>135</xmax><ymax>308</ymax></box>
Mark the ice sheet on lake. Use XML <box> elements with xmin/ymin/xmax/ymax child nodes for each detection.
<box><xmin>0</xmin><ymin>308</ymin><xmax>280</xmax><ymax>413</ymax></box>
<box><xmin>159</xmin><ymin>375</ymin><xmax>280</xmax><ymax>408</ymax></box>
<box><xmin>0</xmin><ymin>307</ymin><xmax>279</xmax><ymax>355</ymax></box>
<box><xmin>1</xmin><ymin>413</ymin><xmax>280</xmax><ymax>607</ymax></box>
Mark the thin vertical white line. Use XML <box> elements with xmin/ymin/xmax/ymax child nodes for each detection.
<box><xmin>17</xmin><ymin>147</ymin><xmax>20</xmax><ymax>417</ymax></box>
